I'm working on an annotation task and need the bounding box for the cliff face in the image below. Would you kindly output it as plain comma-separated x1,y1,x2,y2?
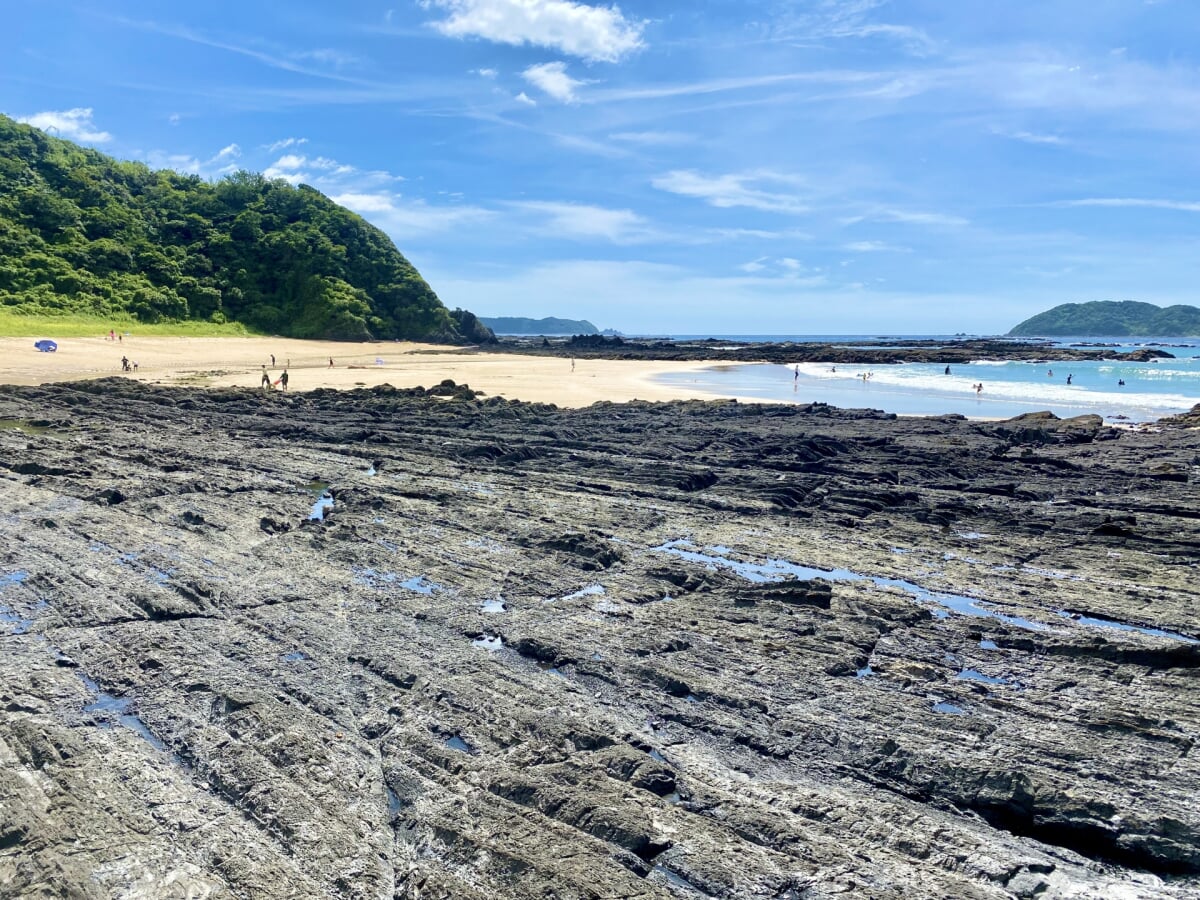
0,115,485,342
1,380,1198,897
1009,300,1200,337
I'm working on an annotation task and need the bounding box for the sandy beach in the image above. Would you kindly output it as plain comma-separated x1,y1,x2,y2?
0,335,746,407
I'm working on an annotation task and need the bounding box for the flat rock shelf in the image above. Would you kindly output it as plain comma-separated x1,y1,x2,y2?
0,378,1198,899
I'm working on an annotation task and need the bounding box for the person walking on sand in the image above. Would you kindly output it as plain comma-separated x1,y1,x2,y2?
280,369,289,391
261,365,271,389
271,354,276,367
329,357,334,368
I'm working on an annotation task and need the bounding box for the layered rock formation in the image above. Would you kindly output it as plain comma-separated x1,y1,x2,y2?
0,380,1197,899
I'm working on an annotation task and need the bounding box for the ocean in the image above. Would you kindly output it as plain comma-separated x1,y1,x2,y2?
651,336,1200,422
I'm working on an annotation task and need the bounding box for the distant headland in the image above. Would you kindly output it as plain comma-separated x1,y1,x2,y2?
1009,301,1200,337
480,316,599,335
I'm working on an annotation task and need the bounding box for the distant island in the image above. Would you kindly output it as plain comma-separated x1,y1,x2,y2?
1009,301,1200,337
480,316,599,335
0,115,492,343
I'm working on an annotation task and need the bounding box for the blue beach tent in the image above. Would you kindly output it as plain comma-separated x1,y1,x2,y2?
34,340,57,352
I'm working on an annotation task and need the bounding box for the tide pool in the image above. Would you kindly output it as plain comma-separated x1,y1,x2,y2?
657,352,1199,422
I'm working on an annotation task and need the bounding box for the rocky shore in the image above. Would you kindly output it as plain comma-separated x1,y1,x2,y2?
1,379,1198,899
481,335,1176,365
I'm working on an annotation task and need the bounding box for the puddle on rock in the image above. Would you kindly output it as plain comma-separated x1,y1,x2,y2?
1,570,29,588
1055,610,1198,645
932,701,967,716
309,493,334,521
472,635,504,652
855,666,875,678
979,640,1000,651
481,598,507,613
648,748,668,763
283,651,307,662
551,584,605,603
79,675,169,752
445,735,473,754
956,668,1010,686
652,541,1047,631
400,576,440,595
0,419,68,438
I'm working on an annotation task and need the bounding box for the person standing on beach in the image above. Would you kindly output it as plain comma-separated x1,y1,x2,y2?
571,358,575,372
271,354,276,367
261,365,271,389
280,369,289,391
794,365,799,381
329,357,334,368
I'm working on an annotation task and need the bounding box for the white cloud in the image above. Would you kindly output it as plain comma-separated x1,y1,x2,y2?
522,61,586,102
515,91,537,105
423,0,644,63
293,48,360,68
213,143,241,161
332,191,495,237
843,240,909,252
17,108,112,143
739,257,769,273
652,170,810,214
265,137,308,153
168,113,181,126
609,130,694,145
472,67,498,78
992,127,1066,146
512,200,654,242
1057,198,1200,212
264,167,306,185
845,208,969,227
273,154,308,170
332,192,396,213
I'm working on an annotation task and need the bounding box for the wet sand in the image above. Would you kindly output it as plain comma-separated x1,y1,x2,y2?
0,335,750,408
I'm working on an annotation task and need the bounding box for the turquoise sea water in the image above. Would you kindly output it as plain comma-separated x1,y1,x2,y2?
653,337,1200,422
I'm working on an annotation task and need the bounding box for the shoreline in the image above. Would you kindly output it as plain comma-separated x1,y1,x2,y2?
0,335,1182,426
0,335,766,409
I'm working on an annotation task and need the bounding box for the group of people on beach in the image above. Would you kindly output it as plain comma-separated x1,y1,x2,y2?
261,363,289,391
120,356,137,372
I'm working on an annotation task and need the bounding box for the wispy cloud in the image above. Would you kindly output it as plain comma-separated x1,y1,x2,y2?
522,61,586,103
1057,198,1200,212
17,108,112,143
609,130,695,145
264,136,309,153
991,127,1066,146
332,192,495,237
104,16,378,86
512,200,658,242
845,208,969,227
653,170,809,214
421,0,644,63
843,240,909,252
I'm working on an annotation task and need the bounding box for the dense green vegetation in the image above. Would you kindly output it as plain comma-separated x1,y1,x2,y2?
480,316,599,335
1009,301,1200,337
0,115,493,342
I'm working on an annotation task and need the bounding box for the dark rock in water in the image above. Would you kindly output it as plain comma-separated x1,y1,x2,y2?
0,378,1198,897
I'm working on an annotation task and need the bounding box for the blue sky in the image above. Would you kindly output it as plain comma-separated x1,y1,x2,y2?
5,0,1200,334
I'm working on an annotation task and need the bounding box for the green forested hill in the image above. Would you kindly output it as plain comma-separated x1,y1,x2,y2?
1009,301,1200,337
0,115,492,342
